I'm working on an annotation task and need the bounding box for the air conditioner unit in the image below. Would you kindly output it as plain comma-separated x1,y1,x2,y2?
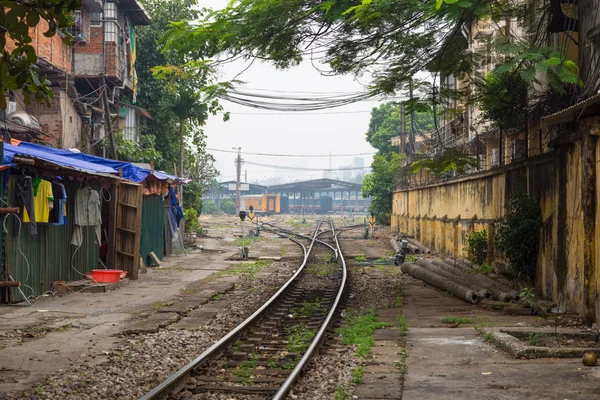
7,111,40,130
491,148,499,167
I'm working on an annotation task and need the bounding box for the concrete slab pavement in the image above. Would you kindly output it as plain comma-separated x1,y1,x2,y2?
402,283,600,400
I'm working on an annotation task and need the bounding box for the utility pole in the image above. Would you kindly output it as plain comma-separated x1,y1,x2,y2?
235,147,242,214
400,102,406,155
409,78,416,156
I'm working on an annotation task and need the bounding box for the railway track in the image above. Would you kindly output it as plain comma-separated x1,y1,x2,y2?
142,219,347,399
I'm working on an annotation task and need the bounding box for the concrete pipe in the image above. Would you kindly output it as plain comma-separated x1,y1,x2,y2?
430,260,494,300
416,259,490,300
401,262,479,304
406,239,431,254
441,259,519,302
433,260,513,302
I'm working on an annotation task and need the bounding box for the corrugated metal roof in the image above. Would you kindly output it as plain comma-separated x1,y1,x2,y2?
541,92,600,128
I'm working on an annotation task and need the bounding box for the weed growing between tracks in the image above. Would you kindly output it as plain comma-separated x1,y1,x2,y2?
339,307,389,357
306,255,338,277
214,259,274,281
287,325,317,353
290,298,323,318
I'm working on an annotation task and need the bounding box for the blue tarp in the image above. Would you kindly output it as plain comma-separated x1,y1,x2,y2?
9,142,184,183
4,143,117,174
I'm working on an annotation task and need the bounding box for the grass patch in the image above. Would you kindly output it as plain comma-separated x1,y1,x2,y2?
335,385,351,400
441,316,472,325
286,325,316,353
306,261,337,277
290,298,322,318
153,301,168,311
406,255,418,263
474,318,494,342
351,366,365,384
230,340,242,353
396,295,403,308
353,252,367,261
56,323,72,332
231,353,259,385
398,315,408,335
215,260,273,281
339,307,389,357
467,263,494,274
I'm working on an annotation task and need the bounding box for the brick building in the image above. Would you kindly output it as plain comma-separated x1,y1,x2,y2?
2,0,151,155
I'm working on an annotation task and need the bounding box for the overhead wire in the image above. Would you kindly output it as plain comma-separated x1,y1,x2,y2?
207,148,376,157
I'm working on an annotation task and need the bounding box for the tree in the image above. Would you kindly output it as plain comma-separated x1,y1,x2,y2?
202,199,218,214
136,0,223,216
160,0,580,97
1,0,82,109
220,198,236,215
362,153,405,225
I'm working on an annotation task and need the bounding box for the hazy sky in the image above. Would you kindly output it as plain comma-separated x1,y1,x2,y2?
200,0,389,184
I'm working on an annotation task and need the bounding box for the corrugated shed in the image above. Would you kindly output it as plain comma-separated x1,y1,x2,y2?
140,194,164,265
5,178,101,301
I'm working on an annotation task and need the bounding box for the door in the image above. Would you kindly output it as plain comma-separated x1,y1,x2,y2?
109,181,143,280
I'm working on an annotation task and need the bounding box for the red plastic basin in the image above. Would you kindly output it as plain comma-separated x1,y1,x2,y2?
90,269,125,283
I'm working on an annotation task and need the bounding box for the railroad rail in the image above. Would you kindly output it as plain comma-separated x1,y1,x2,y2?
141,219,347,399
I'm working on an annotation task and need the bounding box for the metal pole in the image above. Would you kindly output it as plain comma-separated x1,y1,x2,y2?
241,220,245,258
235,147,242,215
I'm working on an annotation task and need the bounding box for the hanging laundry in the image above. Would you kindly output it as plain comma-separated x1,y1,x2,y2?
14,175,37,236
168,186,183,227
23,178,54,224
71,186,101,246
49,182,67,225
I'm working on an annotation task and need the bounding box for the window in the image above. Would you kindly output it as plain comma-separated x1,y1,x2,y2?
90,12,102,26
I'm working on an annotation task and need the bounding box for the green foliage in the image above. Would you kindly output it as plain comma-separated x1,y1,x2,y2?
409,152,477,176
183,208,199,233
520,287,548,318
183,182,204,216
290,299,322,318
464,230,488,266
467,263,494,274
286,325,316,354
136,0,219,188
495,192,542,280
362,153,405,225
335,386,351,400
220,198,236,215
478,71,528,131
398,315,408,335
111,133,164,165
367,102,435,155
202,199,218,214
351,366,365,384
442,316,472,325
0,0,82,109
339,307,389,358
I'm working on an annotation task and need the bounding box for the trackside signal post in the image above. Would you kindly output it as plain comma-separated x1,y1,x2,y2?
248,205,259,236
239,210,247,259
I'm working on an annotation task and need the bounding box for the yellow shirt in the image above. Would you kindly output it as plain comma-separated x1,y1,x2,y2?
23,180,54,223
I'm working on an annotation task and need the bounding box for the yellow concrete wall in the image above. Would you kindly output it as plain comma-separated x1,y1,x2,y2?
393,145,599,322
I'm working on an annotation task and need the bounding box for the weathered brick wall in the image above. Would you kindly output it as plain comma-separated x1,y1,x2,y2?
74,26,104,55
5,19,72,73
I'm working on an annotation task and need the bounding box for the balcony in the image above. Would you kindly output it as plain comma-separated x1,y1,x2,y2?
429,112,469,155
